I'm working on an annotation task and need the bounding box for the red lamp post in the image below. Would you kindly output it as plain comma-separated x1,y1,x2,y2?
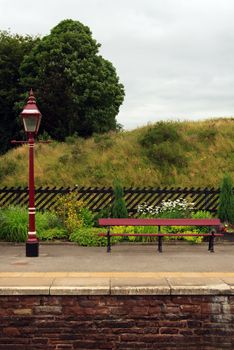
20,89,42,257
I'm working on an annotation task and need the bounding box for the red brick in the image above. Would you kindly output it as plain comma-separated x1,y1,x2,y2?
2,327,21,336
160,327,179,334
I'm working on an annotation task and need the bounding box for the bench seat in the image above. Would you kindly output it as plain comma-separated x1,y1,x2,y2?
98,218,223,253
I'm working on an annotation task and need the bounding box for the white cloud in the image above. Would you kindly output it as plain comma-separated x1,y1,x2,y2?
1,0,234,129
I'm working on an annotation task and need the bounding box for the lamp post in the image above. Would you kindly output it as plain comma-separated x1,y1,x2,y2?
20,89,42,257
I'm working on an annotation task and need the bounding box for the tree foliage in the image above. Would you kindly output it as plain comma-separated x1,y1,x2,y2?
0,20,125,154
19,19,125,140
218,174,234,224
112,179,128,218
0,31,38,153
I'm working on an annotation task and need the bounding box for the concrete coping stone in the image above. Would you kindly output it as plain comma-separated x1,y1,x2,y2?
0,273,234,295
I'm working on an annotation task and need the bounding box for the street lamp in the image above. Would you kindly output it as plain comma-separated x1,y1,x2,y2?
21,89,42,257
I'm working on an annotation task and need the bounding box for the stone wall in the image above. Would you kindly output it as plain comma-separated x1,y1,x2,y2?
0,295,233,349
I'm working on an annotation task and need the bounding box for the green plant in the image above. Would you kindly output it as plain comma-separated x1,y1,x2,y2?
0,206,62,242
37,228,68,240
93,206,112,227
140,122,180,147
0,206,27,242
55,192,94,233
70,227,122,246
111,180,128,218
218,174,234,224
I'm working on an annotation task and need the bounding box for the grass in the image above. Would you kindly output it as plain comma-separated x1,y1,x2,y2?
0,118,234,188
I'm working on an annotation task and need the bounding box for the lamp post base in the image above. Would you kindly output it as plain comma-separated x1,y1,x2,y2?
26,241,39,257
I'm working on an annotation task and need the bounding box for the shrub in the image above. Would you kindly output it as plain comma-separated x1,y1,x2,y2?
37,228,68,241
55,192,94,233
93,206,112,227
218,174,234,224
140,122,180,147
70,227,122,246
139,122,187,169
111,180,128,218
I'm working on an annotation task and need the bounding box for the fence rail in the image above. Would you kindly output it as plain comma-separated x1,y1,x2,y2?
0,186,223,215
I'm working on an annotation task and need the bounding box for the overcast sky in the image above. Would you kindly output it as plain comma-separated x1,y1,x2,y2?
1,0,234,129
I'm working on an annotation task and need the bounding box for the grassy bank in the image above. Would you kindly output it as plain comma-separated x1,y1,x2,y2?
0,118,233,188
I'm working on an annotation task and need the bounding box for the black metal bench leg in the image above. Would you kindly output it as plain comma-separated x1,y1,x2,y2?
158,236,162,253
208,236,212,251
158,226,162,252
209,230,215,253
107,227,111,253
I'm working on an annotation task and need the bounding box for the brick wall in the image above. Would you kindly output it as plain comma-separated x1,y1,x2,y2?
0,295,233,349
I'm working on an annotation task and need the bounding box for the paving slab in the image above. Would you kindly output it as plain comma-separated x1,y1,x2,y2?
50,277,110,295
167,277,232,295
110,277,170,295
0,277,53,295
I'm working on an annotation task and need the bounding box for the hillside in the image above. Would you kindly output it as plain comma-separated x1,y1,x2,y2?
0,118,234,188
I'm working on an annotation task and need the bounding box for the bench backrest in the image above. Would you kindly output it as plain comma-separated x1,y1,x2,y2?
99,218,221,227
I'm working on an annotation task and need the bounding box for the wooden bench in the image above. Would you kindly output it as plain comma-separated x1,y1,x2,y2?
98,218,223,253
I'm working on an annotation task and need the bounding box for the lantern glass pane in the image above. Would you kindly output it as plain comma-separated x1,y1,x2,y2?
23,116,38,132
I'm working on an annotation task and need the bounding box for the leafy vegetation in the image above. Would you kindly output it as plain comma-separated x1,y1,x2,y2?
0,30,38,154
0,20,124,154
111,179,128,218
0,207,63,242
218,174,234,224
55,191,94,233
19,19,124,140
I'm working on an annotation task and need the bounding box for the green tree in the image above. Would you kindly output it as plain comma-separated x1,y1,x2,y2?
112,180,128,218
218,174,234,224
20,19,125,140
0,31,38,153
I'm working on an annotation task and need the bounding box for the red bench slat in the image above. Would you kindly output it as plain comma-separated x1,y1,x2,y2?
98,233,223,237
98,218,221,226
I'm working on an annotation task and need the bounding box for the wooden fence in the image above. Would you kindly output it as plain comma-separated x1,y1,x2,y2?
0,186,222,215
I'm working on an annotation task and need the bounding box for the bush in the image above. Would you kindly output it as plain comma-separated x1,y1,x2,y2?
37,228,68,241
139,122,187,169
55,192,94,233
93,206,112,227
70,227,122,246
218,174,234,224
111,180,128,218
140,122,180,147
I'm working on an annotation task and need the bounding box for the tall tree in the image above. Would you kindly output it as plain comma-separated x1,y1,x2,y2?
0,31,38,153
20,19,125,140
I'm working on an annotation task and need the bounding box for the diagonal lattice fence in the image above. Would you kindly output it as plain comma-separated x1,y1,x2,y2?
0,186,222,215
